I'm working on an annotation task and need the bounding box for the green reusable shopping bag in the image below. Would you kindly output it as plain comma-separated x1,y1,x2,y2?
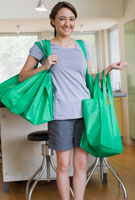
77,40,123,157
81,70,123,157
0,39,53,125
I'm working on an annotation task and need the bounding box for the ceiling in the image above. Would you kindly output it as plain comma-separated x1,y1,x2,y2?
0,0,124,33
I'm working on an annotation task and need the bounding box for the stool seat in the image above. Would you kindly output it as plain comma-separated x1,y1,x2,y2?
27,130,49,141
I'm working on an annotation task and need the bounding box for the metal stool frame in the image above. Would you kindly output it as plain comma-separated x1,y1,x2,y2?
26,139,127,199
86,157,128,199
26,141,74,200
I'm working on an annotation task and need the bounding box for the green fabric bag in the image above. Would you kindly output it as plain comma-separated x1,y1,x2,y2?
0,39,53,125
81,70,123,157
77,40,123,157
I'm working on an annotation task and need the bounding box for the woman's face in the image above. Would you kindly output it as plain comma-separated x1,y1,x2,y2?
51,7,76,37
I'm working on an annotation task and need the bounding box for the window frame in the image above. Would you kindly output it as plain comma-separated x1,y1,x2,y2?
0,32,41,83
108,26,121,91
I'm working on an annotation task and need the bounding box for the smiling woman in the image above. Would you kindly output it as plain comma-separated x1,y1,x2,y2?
51,9,76,39
16,1,128,200
49,1,77,38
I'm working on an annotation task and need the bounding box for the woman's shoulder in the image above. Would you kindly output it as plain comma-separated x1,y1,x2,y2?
31,39,49,52
75,39,90,60
75,39,89,51
29,40,45,60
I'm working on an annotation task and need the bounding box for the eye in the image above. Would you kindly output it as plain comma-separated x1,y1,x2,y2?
70,18,75,21
60,18,65,21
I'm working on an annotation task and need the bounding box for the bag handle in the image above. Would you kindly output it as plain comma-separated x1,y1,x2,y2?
34,39,51,70
35,39,51,59
76,40,94,98
93,72,103,99
102,70,114,105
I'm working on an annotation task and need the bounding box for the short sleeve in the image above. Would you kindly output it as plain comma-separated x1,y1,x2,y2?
82,40,91,61
29,42,45,64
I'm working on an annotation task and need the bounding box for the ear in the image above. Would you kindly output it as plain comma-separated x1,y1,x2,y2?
50,19,55,26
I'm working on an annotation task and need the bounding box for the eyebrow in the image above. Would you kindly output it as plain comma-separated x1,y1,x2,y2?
59,16,75,18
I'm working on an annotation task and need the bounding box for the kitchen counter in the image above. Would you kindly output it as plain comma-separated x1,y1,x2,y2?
112,92,126,97
0,92,126,108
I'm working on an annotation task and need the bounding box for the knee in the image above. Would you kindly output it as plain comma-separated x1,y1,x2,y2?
73,160,87,172
57,160,70,173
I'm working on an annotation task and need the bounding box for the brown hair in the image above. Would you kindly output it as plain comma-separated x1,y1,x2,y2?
49,1,78,36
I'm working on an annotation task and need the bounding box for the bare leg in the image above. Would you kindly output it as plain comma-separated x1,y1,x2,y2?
73,147,88,200
56,150,72,200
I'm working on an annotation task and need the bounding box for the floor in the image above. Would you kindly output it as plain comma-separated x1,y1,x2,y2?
0,144,135,200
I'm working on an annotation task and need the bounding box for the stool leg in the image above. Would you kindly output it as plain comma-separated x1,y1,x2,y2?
46,156,51,180
50,157,57,172
26,162,44,195
100,158,104,180
104,158,128,199
86,158,100,185
87,158,100,176
26,156,46,200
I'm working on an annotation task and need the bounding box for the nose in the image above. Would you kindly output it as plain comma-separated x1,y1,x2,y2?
65,19,70,27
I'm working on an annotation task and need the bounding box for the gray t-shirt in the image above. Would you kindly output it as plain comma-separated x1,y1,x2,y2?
29,40,90,120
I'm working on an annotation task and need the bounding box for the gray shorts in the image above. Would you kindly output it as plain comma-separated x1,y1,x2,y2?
48,118,84,151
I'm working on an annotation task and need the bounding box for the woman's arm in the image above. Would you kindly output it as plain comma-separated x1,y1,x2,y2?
87,60,128,79
19,56,46,82
19,55,58,82
104,61,128,76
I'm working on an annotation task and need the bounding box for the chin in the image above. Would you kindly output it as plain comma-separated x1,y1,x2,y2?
61,31,73,37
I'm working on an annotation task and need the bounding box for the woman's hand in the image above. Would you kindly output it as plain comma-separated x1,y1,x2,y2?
42,55,58,70
110,61,128,70
102,61,128,79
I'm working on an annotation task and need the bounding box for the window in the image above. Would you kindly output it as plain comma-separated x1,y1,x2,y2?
109,28,121,91
71,32,99,72
0,34,40,83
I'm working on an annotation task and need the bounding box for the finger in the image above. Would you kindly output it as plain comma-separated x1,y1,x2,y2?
49,57,57,62
116,62,121,65
50,55,57,58
50,56,58,61
123,61,128,66
51,60,57,64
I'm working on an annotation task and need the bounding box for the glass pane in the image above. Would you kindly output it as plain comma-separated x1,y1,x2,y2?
109,28,121,91
0,34,39,83
71,33,98,72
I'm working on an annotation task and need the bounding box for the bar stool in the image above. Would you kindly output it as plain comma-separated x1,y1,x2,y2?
86,157,128,199
26,130,57,200
26,130,74,200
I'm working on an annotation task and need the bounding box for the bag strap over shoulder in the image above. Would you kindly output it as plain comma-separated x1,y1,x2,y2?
76,40,94,98
76,40,87,60
33,39,51,69
35,39,51,57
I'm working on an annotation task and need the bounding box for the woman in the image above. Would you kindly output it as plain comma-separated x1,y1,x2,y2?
19,2,127,200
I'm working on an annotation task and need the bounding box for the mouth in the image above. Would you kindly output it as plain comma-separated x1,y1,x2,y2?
62,27,72,32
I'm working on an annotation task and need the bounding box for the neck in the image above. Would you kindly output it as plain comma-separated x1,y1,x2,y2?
54,35,72,44
50,34,75,48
